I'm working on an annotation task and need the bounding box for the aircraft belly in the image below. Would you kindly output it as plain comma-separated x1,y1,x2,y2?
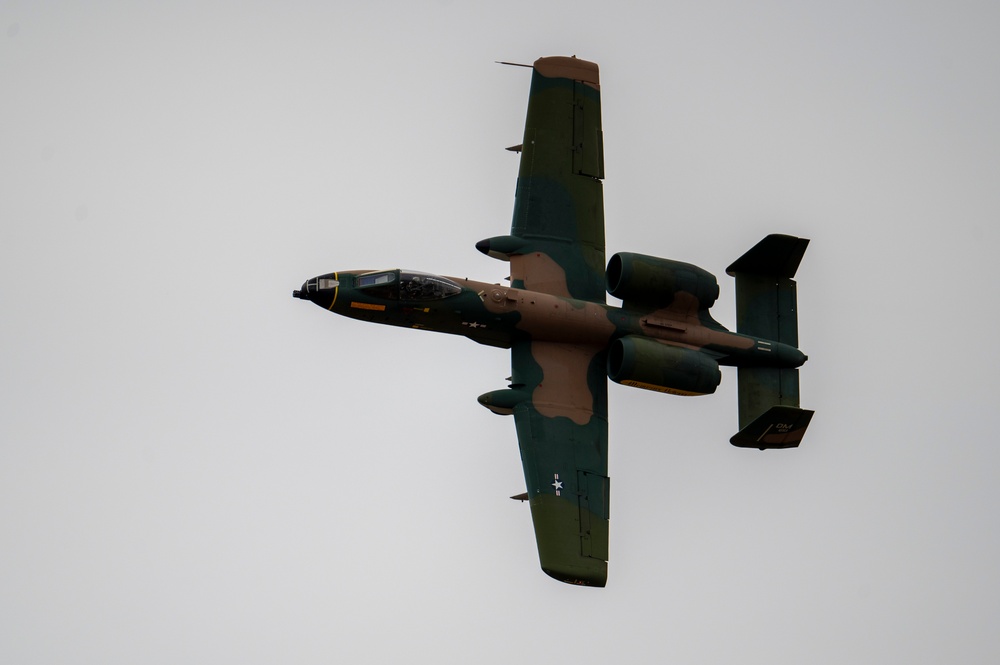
476,284,616,345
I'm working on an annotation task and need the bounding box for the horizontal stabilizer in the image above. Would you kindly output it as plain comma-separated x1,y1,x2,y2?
730,405,814,450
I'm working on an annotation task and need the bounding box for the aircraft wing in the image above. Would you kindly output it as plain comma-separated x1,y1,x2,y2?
498,57,611,586
511,339,610,586
506,56,606,302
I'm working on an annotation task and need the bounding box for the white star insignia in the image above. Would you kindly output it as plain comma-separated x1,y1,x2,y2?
551,473,563,495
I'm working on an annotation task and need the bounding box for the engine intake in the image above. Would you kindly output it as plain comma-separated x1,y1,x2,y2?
608,336,721,396
606,252,719,309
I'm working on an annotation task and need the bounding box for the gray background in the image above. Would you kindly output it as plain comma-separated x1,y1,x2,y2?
3,1,999,662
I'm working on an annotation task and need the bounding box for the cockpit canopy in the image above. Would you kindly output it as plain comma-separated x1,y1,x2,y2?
356,270,462,301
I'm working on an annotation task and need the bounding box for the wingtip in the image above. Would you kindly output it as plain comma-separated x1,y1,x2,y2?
533,56,600,87
542,565,607,588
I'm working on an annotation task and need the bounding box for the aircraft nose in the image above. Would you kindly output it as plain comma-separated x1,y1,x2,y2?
292,275,339,308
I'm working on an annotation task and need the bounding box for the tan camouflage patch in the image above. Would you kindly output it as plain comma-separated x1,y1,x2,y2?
642,294,756,351
534,56,600,91
530,342,601,425
510,252,573,298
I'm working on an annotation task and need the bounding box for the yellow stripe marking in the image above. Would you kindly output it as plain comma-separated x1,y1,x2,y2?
622,380,705,396
328,272,338,310
351,301,385,311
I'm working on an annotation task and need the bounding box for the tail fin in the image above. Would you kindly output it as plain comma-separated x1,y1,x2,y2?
727,235,812,447
730,405,814,449
726,234,808,344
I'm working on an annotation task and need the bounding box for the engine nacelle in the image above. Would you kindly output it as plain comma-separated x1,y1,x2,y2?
606,252,719,309
608,336,721,396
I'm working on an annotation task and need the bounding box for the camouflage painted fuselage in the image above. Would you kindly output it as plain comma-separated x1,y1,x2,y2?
301,270,804,368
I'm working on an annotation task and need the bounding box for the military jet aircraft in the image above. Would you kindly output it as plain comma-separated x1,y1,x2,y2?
293,56,813,587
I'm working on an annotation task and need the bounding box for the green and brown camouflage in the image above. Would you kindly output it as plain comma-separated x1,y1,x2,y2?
293,56,813,587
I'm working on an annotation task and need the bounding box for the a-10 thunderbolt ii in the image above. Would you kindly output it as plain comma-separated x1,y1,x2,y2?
293,56,813,587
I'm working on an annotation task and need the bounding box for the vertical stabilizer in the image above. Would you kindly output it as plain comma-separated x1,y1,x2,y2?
726,234,808,344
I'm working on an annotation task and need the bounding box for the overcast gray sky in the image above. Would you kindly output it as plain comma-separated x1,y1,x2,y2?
4,1,1000,662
